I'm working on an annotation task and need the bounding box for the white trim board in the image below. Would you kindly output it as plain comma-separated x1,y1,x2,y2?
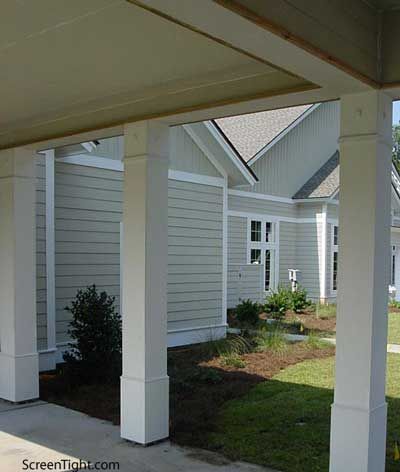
228,188,339,205
228,210,315,224
38,325,228,371
168,170,225,187
56,154,124,171
229,189,293,204
45,150,56,366
203,121,257,186
247,104,321,166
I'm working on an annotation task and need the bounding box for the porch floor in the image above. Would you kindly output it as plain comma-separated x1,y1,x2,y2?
0,400,276,472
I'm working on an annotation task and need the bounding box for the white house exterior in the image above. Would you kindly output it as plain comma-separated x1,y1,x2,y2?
36,100,400,372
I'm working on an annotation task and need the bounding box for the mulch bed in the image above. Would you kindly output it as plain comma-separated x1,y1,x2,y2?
40,342,334,450
283,310,336,336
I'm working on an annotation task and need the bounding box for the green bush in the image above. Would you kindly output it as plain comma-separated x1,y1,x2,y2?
63,285,122,384
235,299,261,326
389,299,400,310
264,287,291,320
290,286,310,313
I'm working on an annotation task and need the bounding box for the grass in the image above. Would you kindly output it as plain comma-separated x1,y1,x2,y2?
255,325,288,354
388,311,400,344
208,354,400,472
315,303,337,319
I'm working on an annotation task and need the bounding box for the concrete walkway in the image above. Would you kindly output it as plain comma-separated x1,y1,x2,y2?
0,401,276,472
285,333,400,354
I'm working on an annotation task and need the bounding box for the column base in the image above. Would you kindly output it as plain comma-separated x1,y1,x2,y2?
330,401,387,472
120,375,169,445
0,352,39,402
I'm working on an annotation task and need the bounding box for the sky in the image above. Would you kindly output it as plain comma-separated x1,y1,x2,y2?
394,101,400,125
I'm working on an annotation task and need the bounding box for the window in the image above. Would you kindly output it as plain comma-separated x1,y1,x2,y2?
251,220,261,242
250,248,262,264
331,225,339,292
333,225,338,246
248,219,277,292
332,251,338,291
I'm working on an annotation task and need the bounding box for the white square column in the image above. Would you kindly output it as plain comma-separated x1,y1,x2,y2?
0,148,39,402
329,91,392,472
120,121,169,445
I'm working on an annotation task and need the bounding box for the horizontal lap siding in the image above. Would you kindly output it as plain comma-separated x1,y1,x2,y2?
229,194,295,218
54,162,123,344
227,215,263,307
296,222,321,299
168,179,223,330
279,222,297,286
36,155,47,350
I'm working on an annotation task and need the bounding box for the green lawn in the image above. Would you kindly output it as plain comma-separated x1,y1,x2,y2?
388,312,400,344
208,354,400,472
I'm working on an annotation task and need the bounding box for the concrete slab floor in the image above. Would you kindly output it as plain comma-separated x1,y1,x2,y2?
0,401,277,472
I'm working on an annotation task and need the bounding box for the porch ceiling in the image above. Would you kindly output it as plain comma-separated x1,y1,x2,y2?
0,0,313,150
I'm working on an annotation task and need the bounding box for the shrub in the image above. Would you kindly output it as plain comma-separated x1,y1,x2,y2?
264,287,291,320
235,299,261,327
221,354,246,368
389,299,400,310
201,334,251,358
289,286,310,313
255,325,288,354
63,285,122,384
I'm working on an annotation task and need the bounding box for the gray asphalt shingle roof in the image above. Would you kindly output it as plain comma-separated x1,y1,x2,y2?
293,151,339,199
215,105,311,162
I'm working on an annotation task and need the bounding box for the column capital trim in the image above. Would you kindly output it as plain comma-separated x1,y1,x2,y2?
338,133,392,150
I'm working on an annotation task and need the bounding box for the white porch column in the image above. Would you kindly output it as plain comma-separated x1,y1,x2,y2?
0,147,39,402
330,91,392,472
120,121,169,445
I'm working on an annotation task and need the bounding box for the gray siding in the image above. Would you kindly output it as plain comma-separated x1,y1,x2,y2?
170,127,221,177
296,222,321,299
54,162,123,344
327,203,339,221
249,101,340,198
279,222,297,286
227,215,268,308
228,194,296,218
36,155,47,351
168,179,223,330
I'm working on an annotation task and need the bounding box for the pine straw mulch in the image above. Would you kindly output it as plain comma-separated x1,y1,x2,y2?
40,341,334,450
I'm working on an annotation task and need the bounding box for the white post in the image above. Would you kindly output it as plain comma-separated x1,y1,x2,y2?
45,149,56,370
329,91,392,472
0,147,39,402
120,121,169,445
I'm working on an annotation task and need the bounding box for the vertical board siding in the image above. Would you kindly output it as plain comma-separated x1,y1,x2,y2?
36,155,47,350
170,127,221,177
168,179,223,330
249,101,340,198
54,162,123,344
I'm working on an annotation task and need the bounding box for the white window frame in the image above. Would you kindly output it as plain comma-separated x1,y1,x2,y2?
331,224,339,295
247,217,279,293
